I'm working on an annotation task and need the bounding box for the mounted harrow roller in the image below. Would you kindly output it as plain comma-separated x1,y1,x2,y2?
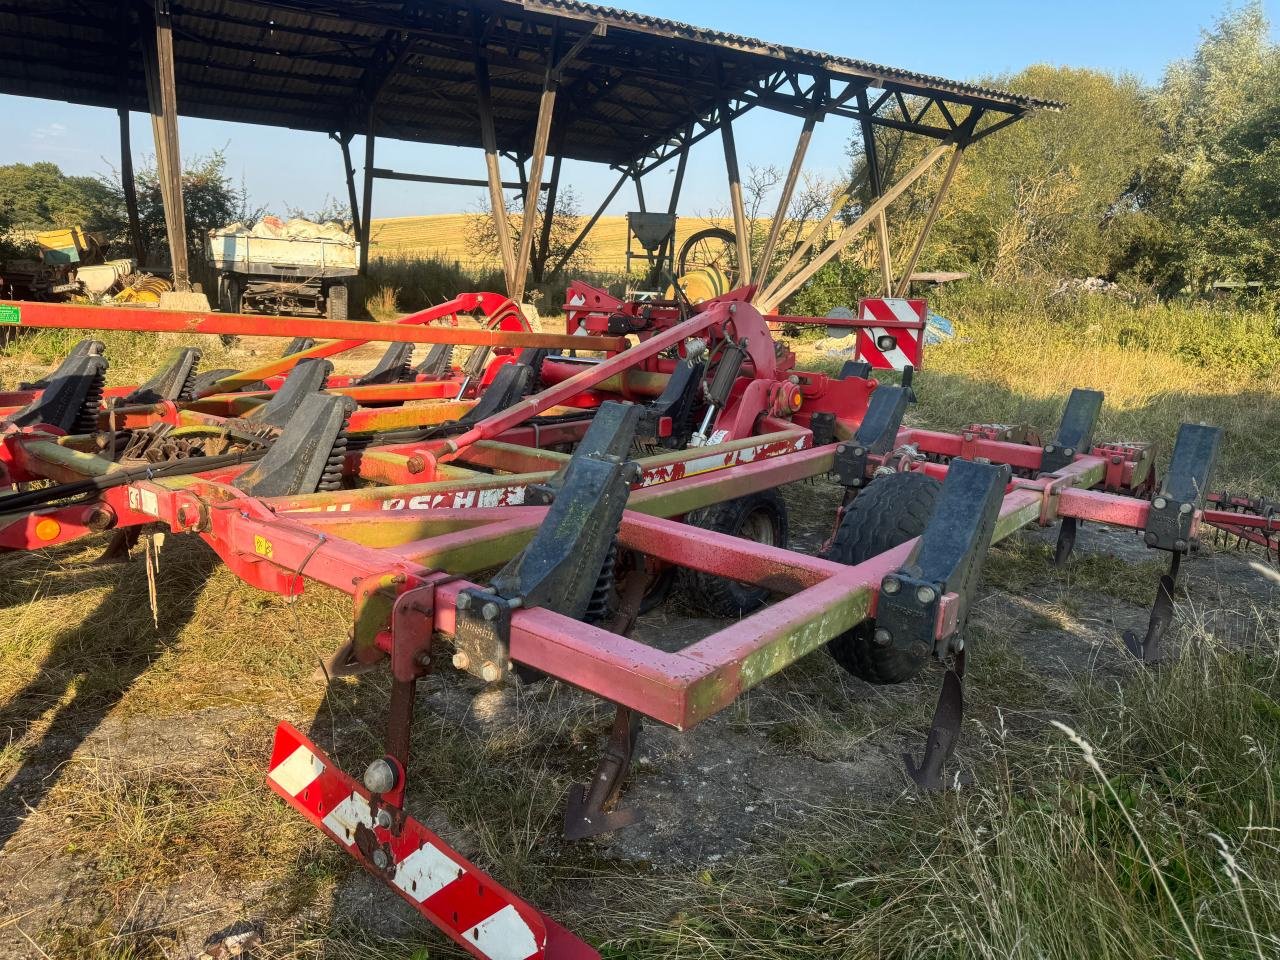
0,286,1275,960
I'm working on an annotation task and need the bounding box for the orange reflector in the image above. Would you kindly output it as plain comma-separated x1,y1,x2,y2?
34,518,61,541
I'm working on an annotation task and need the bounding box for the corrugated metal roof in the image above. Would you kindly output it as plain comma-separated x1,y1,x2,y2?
0,0,1059,169
520,0,1062,112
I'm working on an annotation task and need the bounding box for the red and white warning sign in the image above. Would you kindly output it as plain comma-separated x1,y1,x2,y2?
267,722,597,960
855,298,926,371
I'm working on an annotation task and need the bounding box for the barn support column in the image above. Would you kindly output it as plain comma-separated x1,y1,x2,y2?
719,103,752,287
532,151,563,283
332,131,363,241
475,47,518,295
117,106,146,266
141,0,189,289
359,113,376,273
752,111,817,299
857,90,894,295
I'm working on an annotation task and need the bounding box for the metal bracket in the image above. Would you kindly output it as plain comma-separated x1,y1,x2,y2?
234,393,355,497
452,588,516,682
247,358,333,427
1040,388,1103,474
837,359,872,381
458,361,535,424
638,356,705,448
833,384,911,488
8,344,108,433
1143,422,1222,553
124,347,202,404
414,342,455,378
355,342,414,385
876,458,1011,659
809,411,836,447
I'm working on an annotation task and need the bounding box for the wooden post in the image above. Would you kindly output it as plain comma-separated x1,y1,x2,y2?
759,143,950,313
719,104,752,287
857,90,894,295
117,106,146,266
359,112,376,273
335,131,363,241
142,1,189,289
753,112,815,298
512,38,560,303
894,143,965,297
475,47,517,295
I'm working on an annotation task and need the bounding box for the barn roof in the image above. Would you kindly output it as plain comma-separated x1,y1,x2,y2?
0,0,1060,168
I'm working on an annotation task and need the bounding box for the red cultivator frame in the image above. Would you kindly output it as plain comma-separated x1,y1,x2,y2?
2,288,1277,959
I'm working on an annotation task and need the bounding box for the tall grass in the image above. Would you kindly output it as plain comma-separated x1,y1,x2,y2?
605,639,1280,960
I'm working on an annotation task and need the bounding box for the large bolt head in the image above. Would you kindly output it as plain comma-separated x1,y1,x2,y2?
882,576,901,595
915,584,937,605
1153,497,1168,510
372,849,389,870
1174,539,1188,552
1179,502,1193,514
481,601,501,621
362,757,398,795
911,640,931,659
456,592,472,611
873,627,893,646
375,808,393,829
452,652,471,671
481,662,502,683
1144,531,1159,546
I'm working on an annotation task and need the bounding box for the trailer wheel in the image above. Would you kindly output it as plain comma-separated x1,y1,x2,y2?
326,284,349,321
825,471,941,684
679,489,788,617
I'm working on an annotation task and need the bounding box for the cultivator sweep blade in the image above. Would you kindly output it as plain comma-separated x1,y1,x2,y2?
267,724,598,960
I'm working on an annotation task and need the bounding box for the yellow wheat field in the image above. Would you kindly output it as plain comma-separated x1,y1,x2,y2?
369,213,733,271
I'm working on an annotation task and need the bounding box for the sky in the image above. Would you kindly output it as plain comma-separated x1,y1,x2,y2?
3,0,1276,223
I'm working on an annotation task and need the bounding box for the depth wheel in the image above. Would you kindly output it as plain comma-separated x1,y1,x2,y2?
679,489,788,617
825,471,941,684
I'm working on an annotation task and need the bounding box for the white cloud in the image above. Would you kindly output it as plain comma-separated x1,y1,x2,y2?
31,122,68,142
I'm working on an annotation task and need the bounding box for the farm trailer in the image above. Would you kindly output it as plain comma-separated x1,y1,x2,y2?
1,289,1277,960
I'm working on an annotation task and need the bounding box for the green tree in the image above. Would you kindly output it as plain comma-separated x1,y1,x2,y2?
108,149,260,264
850,66,1157,283
0,161,117,233
1118,3,1280,292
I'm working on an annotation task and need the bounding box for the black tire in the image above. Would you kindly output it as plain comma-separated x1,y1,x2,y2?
825,471,941,684
679,489,788,617
326,284,349,321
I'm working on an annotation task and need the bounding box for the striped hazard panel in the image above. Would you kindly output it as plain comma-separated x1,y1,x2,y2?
856,298,926,371
267,723,598,960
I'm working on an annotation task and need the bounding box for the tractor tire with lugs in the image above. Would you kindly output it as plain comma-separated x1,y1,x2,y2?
825,470,941,684
679,489,788,617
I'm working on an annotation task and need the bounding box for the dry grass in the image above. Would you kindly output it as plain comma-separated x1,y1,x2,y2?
369,214,731,272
